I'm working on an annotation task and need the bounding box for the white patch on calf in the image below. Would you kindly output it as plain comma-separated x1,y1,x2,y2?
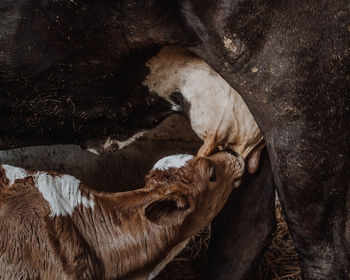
2,164,28,186
2,163,94,217
152,154,193,170
34,173,95,217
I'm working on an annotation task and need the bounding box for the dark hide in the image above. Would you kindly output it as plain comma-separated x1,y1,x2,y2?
208,148,276,280
181,0,350,279
1,1,349,279
0,0,195,149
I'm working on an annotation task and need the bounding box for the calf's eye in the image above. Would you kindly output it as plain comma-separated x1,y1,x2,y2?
209,166,216,182
234,177,242,183
233,176,242,187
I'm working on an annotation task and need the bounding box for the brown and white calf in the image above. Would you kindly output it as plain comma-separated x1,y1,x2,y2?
0,151,244,280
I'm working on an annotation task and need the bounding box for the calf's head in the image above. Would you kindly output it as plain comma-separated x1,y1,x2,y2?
144,150,245,238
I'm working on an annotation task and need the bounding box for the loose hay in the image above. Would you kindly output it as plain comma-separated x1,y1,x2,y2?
156,204,301,280
155,227,210,280
247,204,302,280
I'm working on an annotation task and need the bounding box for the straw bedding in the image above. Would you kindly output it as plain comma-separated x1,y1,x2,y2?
155,204,301,280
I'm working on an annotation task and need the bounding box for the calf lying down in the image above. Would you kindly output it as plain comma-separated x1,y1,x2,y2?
0,151,244,280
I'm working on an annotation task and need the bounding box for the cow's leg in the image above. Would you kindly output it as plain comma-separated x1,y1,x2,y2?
266,130,350,280
180,0,350,277
207,148,276,280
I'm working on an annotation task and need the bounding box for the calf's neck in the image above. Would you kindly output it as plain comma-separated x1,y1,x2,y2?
0,151,244,280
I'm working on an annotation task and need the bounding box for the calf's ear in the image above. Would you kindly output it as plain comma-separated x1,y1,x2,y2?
145,193,191,226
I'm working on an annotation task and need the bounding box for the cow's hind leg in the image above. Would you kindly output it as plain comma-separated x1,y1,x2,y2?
207,149,276,280
268,132,350,280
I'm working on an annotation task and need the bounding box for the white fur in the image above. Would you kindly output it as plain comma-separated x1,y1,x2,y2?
86,131,147,155
33,172,94,217
223,36,238,54
143,46,263,158
2,164,28,186
152,154,193,170
115,130,146,150
87,148,100,155
1,164,94,217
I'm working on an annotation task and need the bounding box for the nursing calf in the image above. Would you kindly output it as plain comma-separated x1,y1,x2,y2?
0,151,244,280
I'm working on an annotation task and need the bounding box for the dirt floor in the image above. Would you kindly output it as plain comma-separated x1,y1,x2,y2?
156,204,302,280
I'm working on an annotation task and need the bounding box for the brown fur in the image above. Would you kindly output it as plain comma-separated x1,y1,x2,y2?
0,151,244,280
0,166,9,188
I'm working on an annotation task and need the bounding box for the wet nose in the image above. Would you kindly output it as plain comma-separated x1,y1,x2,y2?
224,148,239,157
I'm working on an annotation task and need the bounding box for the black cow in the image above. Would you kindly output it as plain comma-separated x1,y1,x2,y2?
181,1,350,279
1,1,349,279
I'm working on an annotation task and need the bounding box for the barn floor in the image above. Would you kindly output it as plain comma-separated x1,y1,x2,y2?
156,203,302,280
